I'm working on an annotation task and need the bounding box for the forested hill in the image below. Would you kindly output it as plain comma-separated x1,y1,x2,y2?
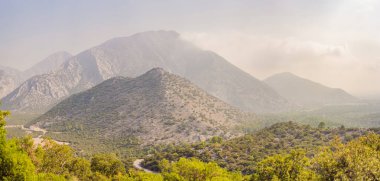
1,109,380,180
143,121,380,174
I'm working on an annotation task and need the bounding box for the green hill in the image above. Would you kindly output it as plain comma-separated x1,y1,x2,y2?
143,121,380,174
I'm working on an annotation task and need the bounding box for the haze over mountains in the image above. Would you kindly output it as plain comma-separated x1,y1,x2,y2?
32,68,249,145
0,52,72,99
22,51,72,79
2,1,380,179
2,30,288,113
0,66,22,98
264,72,358,107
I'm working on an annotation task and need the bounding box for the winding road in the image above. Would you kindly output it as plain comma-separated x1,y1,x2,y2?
5,124,68,145
133,159,157,173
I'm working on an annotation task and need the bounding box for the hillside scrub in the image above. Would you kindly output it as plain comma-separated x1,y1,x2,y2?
1,109,380,180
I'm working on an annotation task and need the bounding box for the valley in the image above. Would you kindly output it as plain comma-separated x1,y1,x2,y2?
0,30,379,180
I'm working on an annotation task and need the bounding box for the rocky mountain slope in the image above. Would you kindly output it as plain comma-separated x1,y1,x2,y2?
0,66,22,98
31,68,250,145
1,50,107,113
22,51,72,78
264,72,358,107
0,52,72,100
1,60,83,113
2,30,288,113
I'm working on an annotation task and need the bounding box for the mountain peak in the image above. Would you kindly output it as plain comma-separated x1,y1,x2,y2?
131,67,176,86
134,30,180,38
22,51,73,78
104,30,180,46
277,72,296,76
32,69,247,145
102,76,131,84
265,72,357,107
34,51,72,66
268,72,298,79
4,30,289,113
143,67,169,77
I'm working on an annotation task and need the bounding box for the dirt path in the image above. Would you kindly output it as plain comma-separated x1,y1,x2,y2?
5,124,47,133
5,124,68,145
29,125,47,134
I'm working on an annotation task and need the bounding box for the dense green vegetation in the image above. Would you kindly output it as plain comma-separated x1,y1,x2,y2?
1,110,245,180
2,108,380,180
257,102,380,129
143,122,380,174
144,131,380,180
8,102,378,161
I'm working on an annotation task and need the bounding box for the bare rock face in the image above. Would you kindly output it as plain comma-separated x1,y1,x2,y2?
264,72,358,107
22,51,73,79
0,67,22,99
32,68,251,145
90,31,289,112
1,60,83,113
0,52,72,100
2,30,289,113
1,52,102,113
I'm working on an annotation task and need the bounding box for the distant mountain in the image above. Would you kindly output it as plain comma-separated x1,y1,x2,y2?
1,60,83,113
22,51,72,78
0,66,22,98
2,30,288,113
31,68,249,145
1,50,114,113
0,52,72,100
264,72,357,107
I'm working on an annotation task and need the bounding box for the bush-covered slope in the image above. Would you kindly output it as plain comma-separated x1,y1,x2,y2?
31,68,255,149
143,121,380,174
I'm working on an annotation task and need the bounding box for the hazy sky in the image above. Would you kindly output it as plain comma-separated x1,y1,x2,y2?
1,0,379,97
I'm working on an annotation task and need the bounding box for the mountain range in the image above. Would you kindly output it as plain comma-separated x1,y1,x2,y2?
264,72,358,107
31,68,251,145
0,52,72,99
2,31,288,113
22,51,72,79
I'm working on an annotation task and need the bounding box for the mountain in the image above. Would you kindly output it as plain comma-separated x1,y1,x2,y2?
31,68,249,145
1,51,105,113
0,66,22,98
22,51,72,78
2,30,288,113
0,52,72,100
1,59,87,113
264,72,357,107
